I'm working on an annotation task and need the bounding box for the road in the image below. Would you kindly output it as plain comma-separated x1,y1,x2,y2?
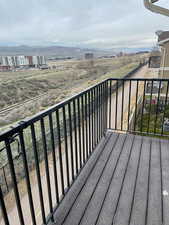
0,65,151,225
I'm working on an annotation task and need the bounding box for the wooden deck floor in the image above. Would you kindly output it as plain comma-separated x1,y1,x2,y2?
53,132,169,225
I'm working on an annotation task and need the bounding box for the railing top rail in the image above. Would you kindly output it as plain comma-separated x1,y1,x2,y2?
0,78,109,142
108,78,169,81
1,76,169,141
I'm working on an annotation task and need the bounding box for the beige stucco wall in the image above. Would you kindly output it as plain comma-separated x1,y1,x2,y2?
159,42,169,78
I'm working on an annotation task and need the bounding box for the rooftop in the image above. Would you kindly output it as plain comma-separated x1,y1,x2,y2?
157,31,169,45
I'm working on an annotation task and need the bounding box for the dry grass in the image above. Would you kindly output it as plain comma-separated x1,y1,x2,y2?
0,54,147,129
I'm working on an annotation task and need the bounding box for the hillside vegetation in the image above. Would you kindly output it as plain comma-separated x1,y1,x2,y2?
0,54,146,128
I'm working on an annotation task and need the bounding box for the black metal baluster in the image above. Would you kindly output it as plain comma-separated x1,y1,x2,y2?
102,83,105,133
128,80,131,131
147,81,153,134
134,81,139,132
105,81,109,131
31,124,46,224
3,167,9,193
154,81,161,134
19,131,37,225
115,80,118,130
73,100,78,174
140,81,146,133
94,87,97,147
88,91,92,155
56,110,65,196
109,80,112,129
121,80,124,131
0,185,10,225
96,86,99,144
100,83,104,136
5,138,25,225
40,118,54,222
97,85,100,140
103,83,106,132
162,81,169,135
99,84,103,138
91,89,94,150
98,85,101,140
48,114,59,204
77,98,82,168
85,93,89,159
100,85,103,138
62,106,70,187
68,102,74,181
81,96,86,163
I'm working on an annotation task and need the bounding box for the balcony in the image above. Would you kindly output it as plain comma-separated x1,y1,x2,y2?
0,76,169,225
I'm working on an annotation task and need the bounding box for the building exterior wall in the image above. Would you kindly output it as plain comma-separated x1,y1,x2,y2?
32,56,38,67
149,56,161,68
159,42,169,78
7,56,13,67
0,55,46,69
0,65,10,71
84,53,94,60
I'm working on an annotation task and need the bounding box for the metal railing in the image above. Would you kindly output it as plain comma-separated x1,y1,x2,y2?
1,76,169,225
0,63,145,196
0,79,109,225
108,78,169,138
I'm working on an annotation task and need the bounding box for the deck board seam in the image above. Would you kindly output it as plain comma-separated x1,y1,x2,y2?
111,135,136,225
145,138,152,225
59,132,118,225
159,139,164,225
76,132,124,225
128,136,143,225
93,133,129,225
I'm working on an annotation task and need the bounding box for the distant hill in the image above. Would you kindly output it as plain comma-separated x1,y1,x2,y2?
0,45,116,59
0,45,151,59
111,47,152,53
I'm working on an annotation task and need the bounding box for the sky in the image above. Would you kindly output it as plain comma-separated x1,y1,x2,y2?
0,0,169,49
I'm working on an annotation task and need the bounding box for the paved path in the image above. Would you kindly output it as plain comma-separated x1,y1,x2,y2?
109,65,150,130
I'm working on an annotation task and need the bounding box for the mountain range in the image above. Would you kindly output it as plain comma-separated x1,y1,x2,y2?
0,45,151,58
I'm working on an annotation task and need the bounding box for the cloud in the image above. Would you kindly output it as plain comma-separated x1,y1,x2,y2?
0,0,169,48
